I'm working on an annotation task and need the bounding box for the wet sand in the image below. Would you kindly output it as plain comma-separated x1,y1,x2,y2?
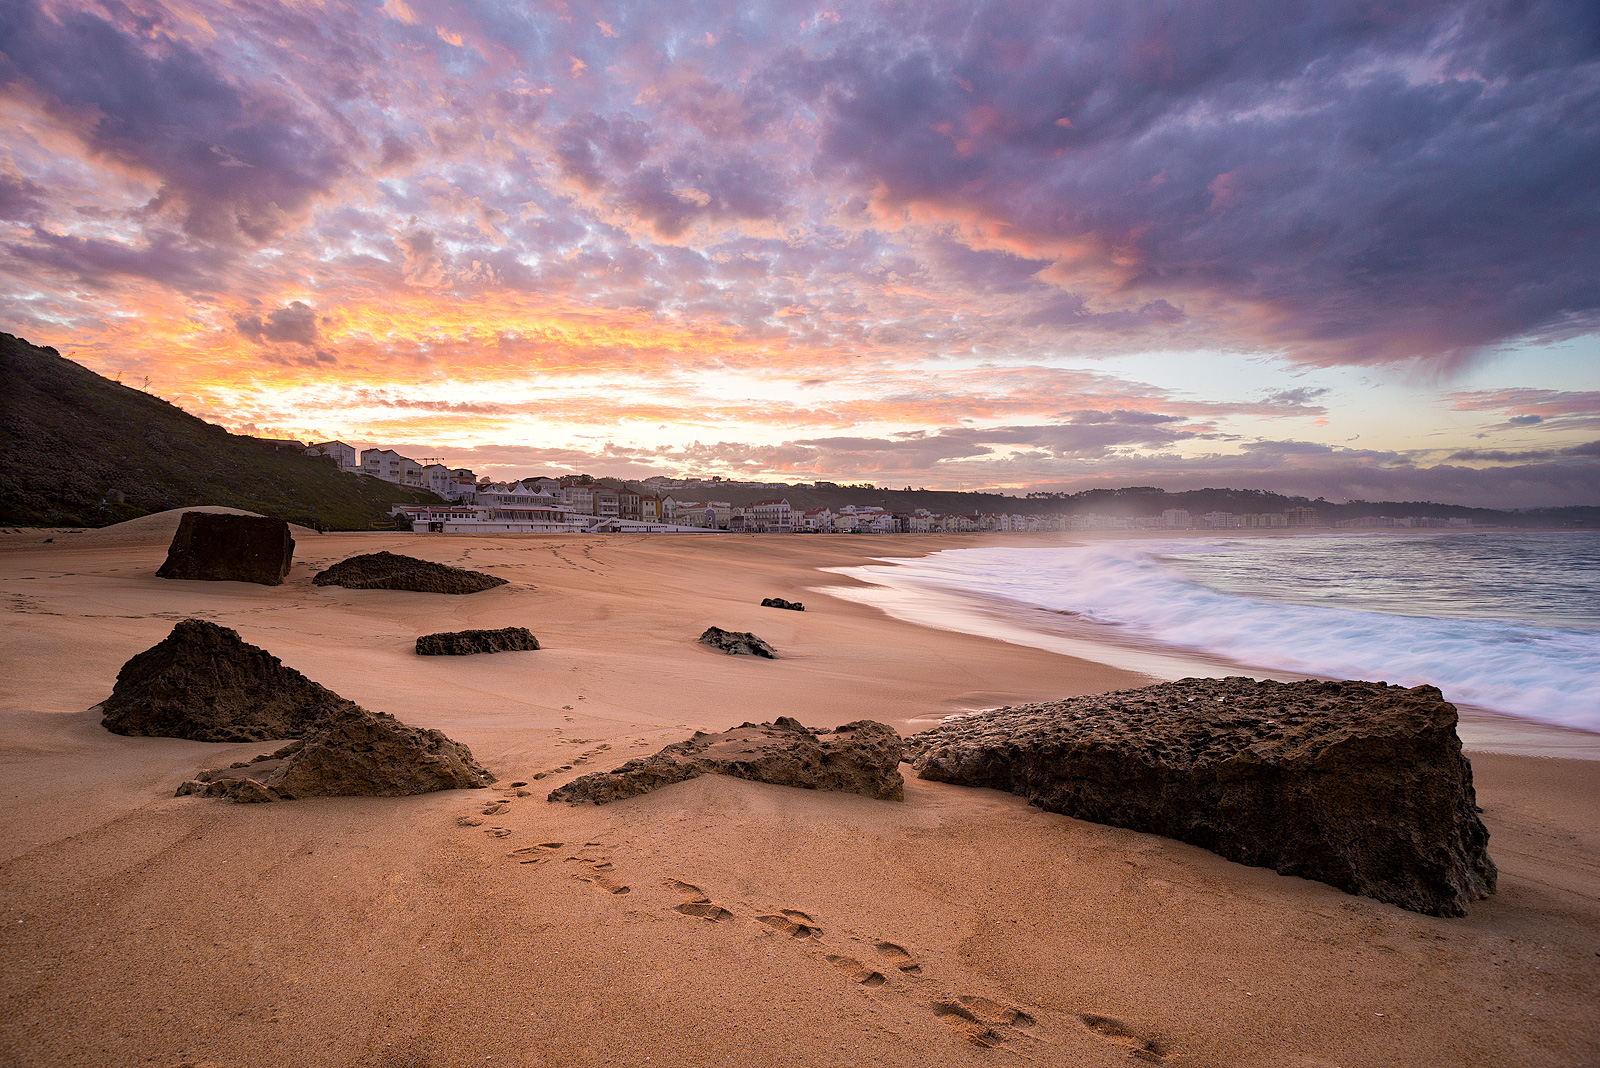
0,512,1596,1067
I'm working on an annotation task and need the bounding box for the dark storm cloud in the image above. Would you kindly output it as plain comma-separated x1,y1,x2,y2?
799,0,1600,365
0,1,348,244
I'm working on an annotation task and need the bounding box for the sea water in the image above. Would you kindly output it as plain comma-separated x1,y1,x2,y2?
835,532,1600,733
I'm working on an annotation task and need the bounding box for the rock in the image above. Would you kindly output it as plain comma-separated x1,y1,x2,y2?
760,597,805,611
415,627,540,656
549,717,904,805
909,677,1496,917
175,705,494,802
155,511,294,586
312,551,507,594
699,625,777,658
100,619,352,742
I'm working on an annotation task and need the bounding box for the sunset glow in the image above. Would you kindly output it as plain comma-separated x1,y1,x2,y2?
3,0,1597,503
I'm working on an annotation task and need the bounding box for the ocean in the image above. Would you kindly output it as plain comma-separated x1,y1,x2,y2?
826,531,1600,737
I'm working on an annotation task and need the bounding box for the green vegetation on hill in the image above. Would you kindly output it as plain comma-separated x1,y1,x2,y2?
0,333,441,529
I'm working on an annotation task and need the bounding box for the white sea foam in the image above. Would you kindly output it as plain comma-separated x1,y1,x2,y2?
837,536,1600,733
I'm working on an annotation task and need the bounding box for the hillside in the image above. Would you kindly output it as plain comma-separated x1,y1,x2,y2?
0,333,440,529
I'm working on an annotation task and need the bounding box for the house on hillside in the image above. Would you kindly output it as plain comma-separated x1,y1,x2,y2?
305,440,359,470
361,448,424,486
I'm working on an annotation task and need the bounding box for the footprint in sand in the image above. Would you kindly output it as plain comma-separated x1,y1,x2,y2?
456,816,485,827
484,828,511,838
931,996,1037,1049
1077,1014,1167,1064
826,954,887,987
667,880,734,922
756,910,822,939
874,941,923,976
481,803,507,815
567,853,630,894
509,842,565,865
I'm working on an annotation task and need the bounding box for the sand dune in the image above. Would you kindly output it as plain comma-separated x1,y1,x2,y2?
0,515,1596,1067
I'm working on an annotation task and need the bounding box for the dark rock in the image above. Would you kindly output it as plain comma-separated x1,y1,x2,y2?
910,677,1496,917
99,619,351,742
312,551,506,594
550,717,904,805
415,627,540,655
760,597,805,611
699,625,777,658
155,511,294,586
175,705,494,802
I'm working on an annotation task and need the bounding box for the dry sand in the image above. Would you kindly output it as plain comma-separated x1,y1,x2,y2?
0,513,1596,1067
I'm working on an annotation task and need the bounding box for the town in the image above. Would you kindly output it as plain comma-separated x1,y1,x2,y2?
306,441,1477,535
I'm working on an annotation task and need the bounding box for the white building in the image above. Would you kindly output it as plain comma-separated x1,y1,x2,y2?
423,464,477,501
305,440,359,471
1161,509,1192,529
748,498,793,533
361,448,425,487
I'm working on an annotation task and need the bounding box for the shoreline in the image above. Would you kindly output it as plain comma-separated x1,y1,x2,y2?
814,535,1600,760
1,518,1597,1067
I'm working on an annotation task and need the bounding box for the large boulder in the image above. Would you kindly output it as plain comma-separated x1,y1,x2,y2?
549,717,905,805
155,511,294,586
910,677,1496,917
416,627,539,656
312,551,506,594
100,619,352,742
699,625,777,657
176,705,494,802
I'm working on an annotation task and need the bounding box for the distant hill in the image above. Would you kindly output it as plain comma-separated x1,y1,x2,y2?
556,475,1596,528
0,333,440,529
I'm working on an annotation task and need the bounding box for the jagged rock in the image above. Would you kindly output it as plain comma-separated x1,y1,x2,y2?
312,551,507,594
699,625,777,657
415,627,540,656
99,619,352,742
175,705,494,802
760,597,805,611
549,717,904,805
910,677,1496,917
155,511,294,586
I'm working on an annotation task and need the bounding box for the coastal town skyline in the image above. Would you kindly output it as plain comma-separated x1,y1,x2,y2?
3,0,1597,507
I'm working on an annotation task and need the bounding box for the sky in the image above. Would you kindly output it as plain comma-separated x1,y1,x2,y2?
2,0,1598,506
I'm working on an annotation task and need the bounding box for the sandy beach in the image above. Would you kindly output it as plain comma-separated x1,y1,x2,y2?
1,514,1596,1068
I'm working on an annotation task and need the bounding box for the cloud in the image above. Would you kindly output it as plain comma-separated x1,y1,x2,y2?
0,2,348,245
1446,388,1600,432
799,0,1600,365
236,301,320,346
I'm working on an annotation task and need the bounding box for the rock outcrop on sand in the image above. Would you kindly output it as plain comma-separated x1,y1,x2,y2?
155,511,294,586
549,717,904,804
910,677,1496,917
415,627,540,656
100,619,350,742
760,597,805,611
312,551,507,594
698,625,777,657
176,705,494,802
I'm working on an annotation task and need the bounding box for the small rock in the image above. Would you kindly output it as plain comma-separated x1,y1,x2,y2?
699,625,777,658
415,627,539,656
549,717,905,805
760,597,805,611
313,551,506,594
175,705,495,803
